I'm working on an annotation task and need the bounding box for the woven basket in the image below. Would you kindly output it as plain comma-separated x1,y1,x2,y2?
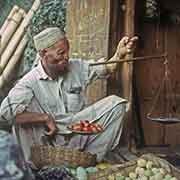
88,153,180,179
30,144,97,168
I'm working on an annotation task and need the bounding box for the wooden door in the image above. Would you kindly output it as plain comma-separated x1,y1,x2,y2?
135,16,180,145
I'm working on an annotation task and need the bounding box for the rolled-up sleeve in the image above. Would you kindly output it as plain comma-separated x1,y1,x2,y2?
79,57,108,86
0,82,34,127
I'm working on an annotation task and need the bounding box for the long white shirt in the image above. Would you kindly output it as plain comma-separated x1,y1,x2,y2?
0,58,127,162
0,58,107,123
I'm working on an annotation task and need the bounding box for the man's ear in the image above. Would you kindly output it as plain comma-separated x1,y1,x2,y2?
39,49,47,58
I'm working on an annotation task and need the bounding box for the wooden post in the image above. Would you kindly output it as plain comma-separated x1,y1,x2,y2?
121,0,136,151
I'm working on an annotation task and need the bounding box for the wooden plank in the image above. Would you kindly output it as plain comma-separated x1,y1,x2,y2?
163,21,180,146
66,0,110,104
135,22,166,145
122,0,136,99
135,0,180,146
121,0,136,146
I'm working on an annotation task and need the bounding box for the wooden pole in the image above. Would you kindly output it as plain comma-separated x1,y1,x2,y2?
122,0,136,100
1,8,25,54
0,5,19,35
0,0,41,74
0,36,1,60
0,35,28,89
122,0,136,151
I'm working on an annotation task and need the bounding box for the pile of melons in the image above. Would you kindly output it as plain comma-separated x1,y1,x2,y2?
108,158,178,180
65,158,178,180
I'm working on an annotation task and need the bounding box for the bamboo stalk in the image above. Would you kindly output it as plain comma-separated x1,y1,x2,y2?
0,0,41,74
0,35,28,89
0,35,1,58
89,54,166,66
0,5,19,35
1,8,26,54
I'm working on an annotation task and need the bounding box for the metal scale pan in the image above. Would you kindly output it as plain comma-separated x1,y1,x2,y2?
147,115,180,124
147,56,180,125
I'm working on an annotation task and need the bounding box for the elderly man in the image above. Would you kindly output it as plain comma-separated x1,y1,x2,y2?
0,27,137,162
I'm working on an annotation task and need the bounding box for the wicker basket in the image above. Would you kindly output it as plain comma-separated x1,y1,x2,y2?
88,153,180,180
30,144,97,168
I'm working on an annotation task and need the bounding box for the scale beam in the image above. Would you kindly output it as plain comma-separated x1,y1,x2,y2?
90,54,167,66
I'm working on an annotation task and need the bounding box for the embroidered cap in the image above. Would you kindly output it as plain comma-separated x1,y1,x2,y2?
33,27,65,51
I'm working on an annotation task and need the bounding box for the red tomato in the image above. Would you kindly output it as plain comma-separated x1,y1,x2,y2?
90,124,96,128
84,121,90,127
80,121,84,127
95,124,103,132
80,120,90,127
82,126,92,132
91,126,98,133
89,124,97,131
72,124,83,131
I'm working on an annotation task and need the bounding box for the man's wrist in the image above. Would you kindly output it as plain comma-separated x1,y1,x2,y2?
42,114,50,123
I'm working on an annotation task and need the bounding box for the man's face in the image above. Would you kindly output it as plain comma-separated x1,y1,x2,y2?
41,38,70,78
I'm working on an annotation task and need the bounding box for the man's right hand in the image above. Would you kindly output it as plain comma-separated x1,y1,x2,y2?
116,36,138,58
44,114,58,136
16,112,58,136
